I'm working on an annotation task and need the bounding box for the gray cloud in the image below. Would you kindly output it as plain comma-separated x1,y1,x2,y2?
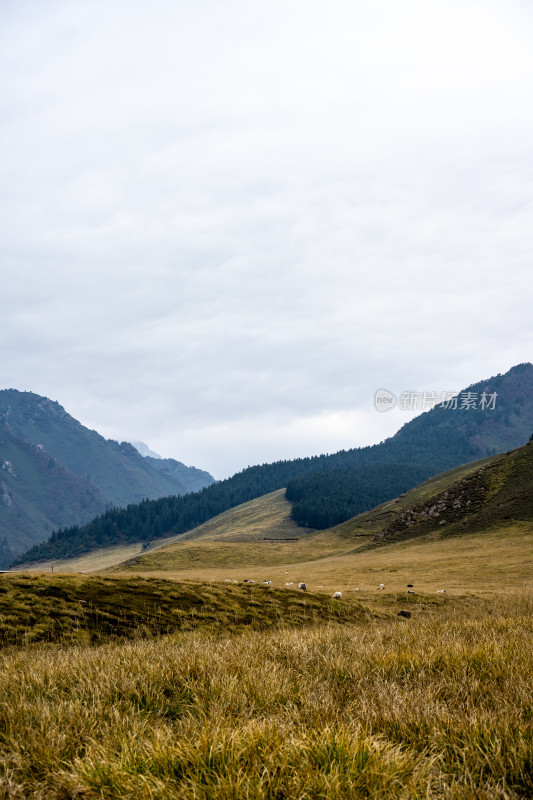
1,0,533,477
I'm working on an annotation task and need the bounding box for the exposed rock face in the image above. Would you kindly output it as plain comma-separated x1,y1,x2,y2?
374,469,489,543
1,482,13,507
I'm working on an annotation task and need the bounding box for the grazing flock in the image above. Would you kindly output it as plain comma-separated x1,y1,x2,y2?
222,579,448,598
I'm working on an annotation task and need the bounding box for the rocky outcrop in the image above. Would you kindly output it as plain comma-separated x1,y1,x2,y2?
374,469,490,543
2,461,17,477
0,482,13,507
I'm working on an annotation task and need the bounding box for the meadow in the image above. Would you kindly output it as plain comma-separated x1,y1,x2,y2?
0,589,531,799
5,451,533,798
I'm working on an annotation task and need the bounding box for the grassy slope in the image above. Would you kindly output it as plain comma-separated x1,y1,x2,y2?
101,459,492,577
19,490,309,573
0,573,378,648
108,521,533,596
11,453,501,574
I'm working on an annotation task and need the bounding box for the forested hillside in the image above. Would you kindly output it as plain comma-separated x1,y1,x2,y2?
15,363,533,564
285,463,428,528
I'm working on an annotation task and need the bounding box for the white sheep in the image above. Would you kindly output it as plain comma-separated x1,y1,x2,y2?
333,591,342,599
262,580,272,585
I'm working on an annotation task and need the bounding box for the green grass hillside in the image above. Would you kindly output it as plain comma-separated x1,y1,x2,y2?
17,490,314,573
369,438,533,547
23,444,533,595
0,573,373,648
108,456,496,574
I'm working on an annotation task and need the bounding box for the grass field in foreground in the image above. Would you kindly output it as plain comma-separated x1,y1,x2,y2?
0,592,531,799
0,573,387,648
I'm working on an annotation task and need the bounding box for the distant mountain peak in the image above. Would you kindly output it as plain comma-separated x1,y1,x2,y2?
130,441,163,459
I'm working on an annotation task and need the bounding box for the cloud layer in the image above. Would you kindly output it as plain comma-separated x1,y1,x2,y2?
1,0,532,476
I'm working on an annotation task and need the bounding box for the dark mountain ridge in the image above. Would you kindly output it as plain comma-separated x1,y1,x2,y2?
0,425,107,565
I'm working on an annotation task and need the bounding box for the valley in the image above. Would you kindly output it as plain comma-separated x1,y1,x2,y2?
1,367,532,799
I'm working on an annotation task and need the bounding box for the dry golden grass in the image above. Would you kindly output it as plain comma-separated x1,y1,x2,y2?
109,521,533,599
0,573,377,648
20,542,147,574
0,593,531,798
6,454,533,796
175,489,310,542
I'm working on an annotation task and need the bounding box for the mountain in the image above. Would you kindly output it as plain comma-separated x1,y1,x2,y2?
0,390,215,564
130,441,214,493
0,425,107,566
15,363,533,566
285,362,533,527
103,455,503,577
130,441,162,459
144,457,214,494
112,441,533,597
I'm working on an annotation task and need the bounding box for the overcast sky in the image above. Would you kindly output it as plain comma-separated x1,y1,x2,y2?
1,0,532,478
